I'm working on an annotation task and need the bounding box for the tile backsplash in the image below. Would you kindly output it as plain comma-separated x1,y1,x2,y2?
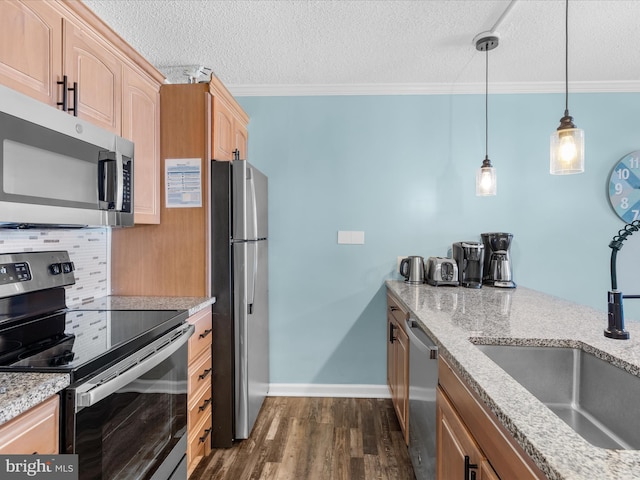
0,228,109,306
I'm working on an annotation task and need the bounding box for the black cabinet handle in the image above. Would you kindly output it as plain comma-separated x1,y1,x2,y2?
198,397,212,412
57,75,68,111
198,368,212,380
389,305,399,312
199,428,212,443
199,328,212,339
464,455,478,480
67,81,78,116
389,322,396,344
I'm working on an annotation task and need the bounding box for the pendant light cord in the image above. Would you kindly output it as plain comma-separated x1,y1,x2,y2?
485,47,489,159
564,0,569,115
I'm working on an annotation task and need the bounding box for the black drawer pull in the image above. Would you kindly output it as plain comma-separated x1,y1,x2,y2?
198,368,212,380
199,428,212,443
199,328,212,339
198,397,212,412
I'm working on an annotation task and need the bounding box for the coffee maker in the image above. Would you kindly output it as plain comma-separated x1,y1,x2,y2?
481,232,516,288
452,242,484,288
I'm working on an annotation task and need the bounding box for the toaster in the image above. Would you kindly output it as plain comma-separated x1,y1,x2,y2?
426,257,459,286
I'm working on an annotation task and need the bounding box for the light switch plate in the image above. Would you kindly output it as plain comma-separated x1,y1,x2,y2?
337,230,365,245
351,231,365,244
337,231,351,244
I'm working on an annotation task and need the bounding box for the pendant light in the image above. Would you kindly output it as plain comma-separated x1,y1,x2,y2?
550,0,584,175
475,33,499,196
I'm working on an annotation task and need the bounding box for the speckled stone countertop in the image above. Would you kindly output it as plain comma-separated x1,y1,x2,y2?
0,373,69,425
68,295,216,316
386,279,640,480
0,296,214,427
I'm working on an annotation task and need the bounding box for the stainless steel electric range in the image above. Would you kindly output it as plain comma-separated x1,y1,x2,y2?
0,251,194,480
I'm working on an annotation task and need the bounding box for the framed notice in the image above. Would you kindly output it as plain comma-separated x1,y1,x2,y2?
165,158,202,208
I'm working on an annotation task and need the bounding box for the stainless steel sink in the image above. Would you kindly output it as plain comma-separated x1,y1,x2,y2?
475,344,640,450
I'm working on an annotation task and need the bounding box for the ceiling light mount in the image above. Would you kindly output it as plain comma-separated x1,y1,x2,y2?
473,32,500,52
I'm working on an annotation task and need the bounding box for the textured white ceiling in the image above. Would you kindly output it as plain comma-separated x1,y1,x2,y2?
83,0,640,95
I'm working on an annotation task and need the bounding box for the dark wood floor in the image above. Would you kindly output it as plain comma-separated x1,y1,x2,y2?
191,396,416,480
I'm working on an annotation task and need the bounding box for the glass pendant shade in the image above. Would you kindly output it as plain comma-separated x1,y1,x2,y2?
476,159,496,196
550,126,584,174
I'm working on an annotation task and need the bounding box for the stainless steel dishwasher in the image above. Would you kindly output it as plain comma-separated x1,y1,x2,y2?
405,317,438,480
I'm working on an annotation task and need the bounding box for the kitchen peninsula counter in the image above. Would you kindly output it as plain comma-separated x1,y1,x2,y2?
386,279,640,480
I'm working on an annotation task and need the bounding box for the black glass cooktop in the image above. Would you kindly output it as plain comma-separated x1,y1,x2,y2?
0,308,189,382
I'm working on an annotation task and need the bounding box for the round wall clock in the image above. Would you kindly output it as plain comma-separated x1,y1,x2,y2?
608,151,640,223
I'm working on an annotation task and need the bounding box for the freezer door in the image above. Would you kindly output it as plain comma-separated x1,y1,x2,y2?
232,161,268,241
233,239,269,439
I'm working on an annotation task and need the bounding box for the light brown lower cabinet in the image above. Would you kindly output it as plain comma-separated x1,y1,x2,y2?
437,356,547,480
0,395,59,454
187,307,213,477
386,292,409,445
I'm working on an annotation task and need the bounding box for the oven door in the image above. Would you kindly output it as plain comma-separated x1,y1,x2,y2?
64,323,193,480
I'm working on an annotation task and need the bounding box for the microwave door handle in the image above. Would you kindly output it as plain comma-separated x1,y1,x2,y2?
98,152,117,209
74,324,194,410
115,152,124,211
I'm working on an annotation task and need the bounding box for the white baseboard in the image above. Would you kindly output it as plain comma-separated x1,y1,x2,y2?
267,383,391,399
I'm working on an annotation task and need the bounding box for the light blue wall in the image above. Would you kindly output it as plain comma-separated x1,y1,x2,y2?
237,92,640,385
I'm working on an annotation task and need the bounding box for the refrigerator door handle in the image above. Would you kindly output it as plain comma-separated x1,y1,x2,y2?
248,242,257,314
247,167,259,239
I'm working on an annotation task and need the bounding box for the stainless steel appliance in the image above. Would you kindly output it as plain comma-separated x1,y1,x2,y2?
406,318,438,480
481,232,516,288
0,84,134,228
452,242,484,289
426,257,459,287
211,157,269,447
400,256,426,284
0,251,192,480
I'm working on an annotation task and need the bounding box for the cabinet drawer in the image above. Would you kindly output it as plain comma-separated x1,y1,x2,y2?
387,293,409,328
187,411,212,476
188,349,212,397
188,307,212,362
0,395,59,454
188,384,212,433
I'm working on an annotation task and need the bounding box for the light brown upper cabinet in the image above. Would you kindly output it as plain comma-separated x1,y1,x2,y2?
63,20,122,133
0,0,63,106
210,75,249,161
122,65,161,224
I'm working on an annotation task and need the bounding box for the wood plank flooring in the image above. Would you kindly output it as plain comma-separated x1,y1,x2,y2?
191,397,416,480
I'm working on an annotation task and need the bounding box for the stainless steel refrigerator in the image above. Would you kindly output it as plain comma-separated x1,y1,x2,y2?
210,158,269,447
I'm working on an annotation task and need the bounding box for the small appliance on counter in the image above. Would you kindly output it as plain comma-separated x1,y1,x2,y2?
400,256,425,284
452,242,484,288
426,257,459,286
481,232,516,288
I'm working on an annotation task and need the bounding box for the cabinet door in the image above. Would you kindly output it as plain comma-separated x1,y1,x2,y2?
395,322,409,444
234,117,248,160
437,387,486,480
0,395,59,454
63,19,121,133
212,96,235,161
0,0,62,106
123,64,160,224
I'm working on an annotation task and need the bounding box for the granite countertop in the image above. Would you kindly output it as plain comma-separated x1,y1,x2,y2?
0,295,215,427
68,295,216,316
0,373,69,425
386,279,640,480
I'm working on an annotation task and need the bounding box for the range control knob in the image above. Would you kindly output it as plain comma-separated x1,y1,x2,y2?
61,262,75,274
49,263,62,275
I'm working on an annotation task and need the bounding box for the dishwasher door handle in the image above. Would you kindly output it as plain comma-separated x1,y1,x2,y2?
405,318,438,359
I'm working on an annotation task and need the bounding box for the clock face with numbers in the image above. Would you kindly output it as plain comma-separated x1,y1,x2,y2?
608,151,640,223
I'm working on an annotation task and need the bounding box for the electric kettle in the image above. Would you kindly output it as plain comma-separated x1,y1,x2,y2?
399,256,426,284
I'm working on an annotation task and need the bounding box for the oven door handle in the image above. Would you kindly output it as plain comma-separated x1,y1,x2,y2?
74,323,194,410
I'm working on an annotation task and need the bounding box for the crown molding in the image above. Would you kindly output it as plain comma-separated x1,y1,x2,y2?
229,80,640,97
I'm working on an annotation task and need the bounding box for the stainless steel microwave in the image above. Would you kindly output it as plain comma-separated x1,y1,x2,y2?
0,84,134,228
